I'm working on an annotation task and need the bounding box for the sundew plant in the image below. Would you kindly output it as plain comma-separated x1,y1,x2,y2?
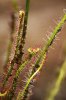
0,0,66,100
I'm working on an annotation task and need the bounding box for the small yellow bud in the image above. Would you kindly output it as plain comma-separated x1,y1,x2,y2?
19,10,25,18
28,48,40,54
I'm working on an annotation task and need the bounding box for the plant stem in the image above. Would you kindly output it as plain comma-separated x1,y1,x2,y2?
20,0,30,59
3,0,30,88
4,12,16,73
17,14,66,100
12,0,18,12
6,48,40,99
17,53,46,100
2,11,25,88
47,59,66,100
6,54,33,99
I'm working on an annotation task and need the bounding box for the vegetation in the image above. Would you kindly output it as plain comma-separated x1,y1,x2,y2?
0,0,66,100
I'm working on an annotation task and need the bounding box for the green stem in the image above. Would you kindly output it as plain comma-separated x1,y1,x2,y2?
2,11,24,88
47,59,66,100
2,0,30,93
6,55,32,99
6,49,39,99
20,0,30,58
17,53,46,100
17,14,66,100
12,0,18,12
6,61,28,100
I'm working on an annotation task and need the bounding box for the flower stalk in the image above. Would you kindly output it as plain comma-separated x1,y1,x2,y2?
2,11,25,88
47,59,66,100
17,14,66,100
